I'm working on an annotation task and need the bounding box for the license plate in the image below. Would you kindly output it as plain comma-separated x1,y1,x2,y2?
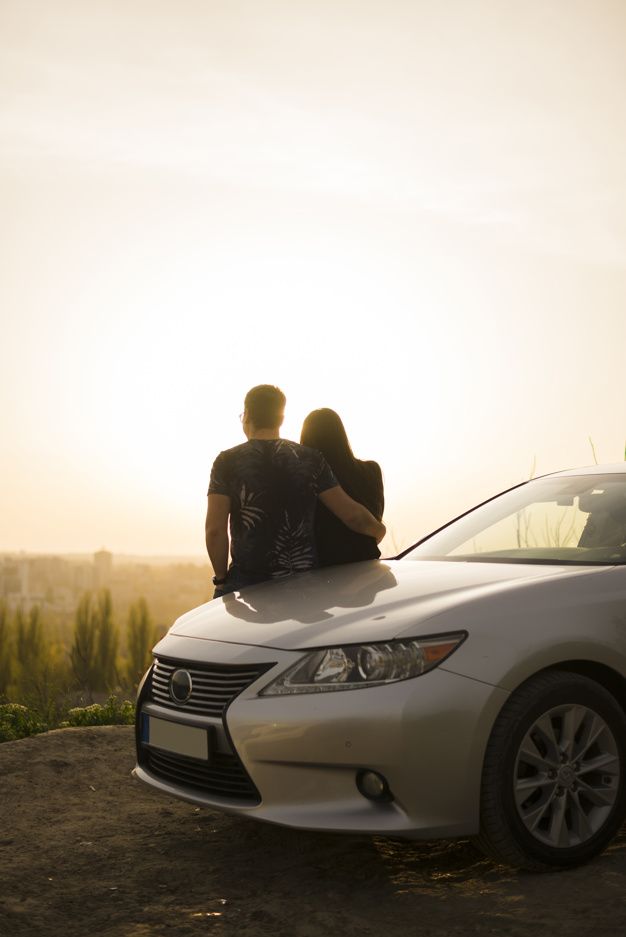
143,714,210,761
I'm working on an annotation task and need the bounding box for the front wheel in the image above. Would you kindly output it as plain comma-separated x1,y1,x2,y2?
475,671,626,870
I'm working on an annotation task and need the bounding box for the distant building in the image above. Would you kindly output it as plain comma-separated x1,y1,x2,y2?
0,558,21,601
74,562,93,593
0,555,33,610
94,549,113,589
18,557,29,601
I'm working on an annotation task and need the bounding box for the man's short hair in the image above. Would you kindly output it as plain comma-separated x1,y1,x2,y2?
244,385,286,429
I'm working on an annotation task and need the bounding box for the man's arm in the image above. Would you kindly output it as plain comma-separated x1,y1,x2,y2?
319,486,386,543
205,493,231,579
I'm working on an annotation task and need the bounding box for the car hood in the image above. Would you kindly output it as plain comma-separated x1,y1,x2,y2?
165,559,600,651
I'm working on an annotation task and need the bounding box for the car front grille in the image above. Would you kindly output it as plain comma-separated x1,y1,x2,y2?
150,657,274,717
146,748,260,802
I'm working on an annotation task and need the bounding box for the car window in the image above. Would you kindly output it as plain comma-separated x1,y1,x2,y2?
404,474,626,566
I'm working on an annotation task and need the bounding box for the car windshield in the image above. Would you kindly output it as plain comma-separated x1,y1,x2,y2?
403,473,626,566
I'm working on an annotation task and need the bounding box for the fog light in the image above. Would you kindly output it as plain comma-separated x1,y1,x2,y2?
356,770,393,802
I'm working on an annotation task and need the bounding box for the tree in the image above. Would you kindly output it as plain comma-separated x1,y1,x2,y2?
126,597,156,688
70,593,98,700
94,589,118,692
0,601,11,697
71,589,119,697
14,605,68,724
15,605,44,675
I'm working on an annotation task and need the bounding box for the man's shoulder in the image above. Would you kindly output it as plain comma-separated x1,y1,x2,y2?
280,439,315,456
213,441,251,461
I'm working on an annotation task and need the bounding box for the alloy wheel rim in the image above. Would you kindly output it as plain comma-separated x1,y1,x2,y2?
513,703,620,848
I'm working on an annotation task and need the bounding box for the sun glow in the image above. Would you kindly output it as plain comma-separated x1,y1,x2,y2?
2,1,625,556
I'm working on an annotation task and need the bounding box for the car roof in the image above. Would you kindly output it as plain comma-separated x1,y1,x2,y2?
547,462,626,478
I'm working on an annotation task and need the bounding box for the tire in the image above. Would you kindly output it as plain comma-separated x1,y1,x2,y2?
474,671,626,871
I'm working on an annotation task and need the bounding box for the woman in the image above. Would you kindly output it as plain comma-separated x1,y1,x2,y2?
300,408,384,567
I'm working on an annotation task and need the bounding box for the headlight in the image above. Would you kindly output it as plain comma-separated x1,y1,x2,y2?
260,632,466,695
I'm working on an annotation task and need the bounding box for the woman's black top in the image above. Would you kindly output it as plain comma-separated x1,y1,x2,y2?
315,459,384,567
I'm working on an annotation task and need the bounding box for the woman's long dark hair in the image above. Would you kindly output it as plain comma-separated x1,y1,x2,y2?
300,408,356,483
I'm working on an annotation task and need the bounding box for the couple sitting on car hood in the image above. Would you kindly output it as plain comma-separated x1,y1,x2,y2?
206,384,386,598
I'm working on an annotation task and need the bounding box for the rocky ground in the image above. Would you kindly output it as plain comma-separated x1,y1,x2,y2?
1,726,625,937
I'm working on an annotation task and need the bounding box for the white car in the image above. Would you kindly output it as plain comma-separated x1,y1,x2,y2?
133,463,626,870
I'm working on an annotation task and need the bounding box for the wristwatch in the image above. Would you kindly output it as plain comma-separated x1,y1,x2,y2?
212,575,227,586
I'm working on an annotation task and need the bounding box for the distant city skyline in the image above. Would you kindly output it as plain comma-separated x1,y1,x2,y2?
0,549,210,630
2,1,625,556
0,550,208,563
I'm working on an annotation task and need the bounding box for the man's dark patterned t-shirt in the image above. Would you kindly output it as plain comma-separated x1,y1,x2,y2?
208,439,338,580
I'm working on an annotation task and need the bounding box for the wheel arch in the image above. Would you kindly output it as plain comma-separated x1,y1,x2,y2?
543,659,626,713
489,660,626,731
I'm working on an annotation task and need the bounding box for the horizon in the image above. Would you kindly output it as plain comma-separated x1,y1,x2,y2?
0,549,208,564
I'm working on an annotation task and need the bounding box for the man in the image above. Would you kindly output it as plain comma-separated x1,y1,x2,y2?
206,384,386,596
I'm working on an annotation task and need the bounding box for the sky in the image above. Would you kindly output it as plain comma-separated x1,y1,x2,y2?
1,0,625,558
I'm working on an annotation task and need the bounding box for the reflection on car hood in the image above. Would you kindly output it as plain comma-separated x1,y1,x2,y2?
166,559,597,650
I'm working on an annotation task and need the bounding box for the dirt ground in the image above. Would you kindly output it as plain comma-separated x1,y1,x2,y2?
1,726,625,937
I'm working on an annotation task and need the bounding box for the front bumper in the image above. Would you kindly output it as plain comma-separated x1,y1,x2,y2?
134,636,508,838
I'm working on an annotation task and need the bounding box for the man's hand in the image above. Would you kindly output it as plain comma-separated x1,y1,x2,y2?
319,486,386,543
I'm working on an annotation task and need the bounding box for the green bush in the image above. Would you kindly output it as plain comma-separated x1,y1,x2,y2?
64,694,134,727
0,695,135,741
0,703,47,742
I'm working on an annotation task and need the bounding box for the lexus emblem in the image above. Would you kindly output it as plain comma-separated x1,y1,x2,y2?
169,669,193,704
